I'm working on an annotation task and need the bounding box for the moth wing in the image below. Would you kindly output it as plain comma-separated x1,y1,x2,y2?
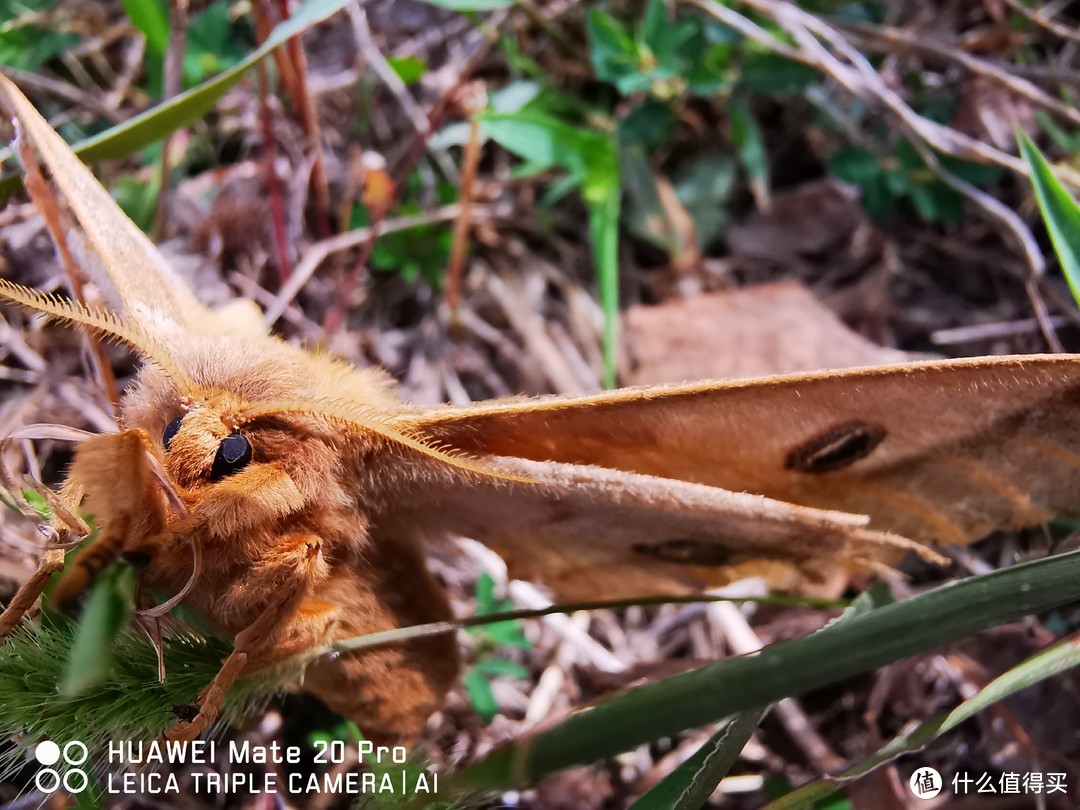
398,457,918,599
0,76,257,341
407,355,1080,556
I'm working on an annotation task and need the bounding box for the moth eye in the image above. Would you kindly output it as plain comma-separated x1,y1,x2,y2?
210,433,252,481
162,417,183,451
785,422,886,474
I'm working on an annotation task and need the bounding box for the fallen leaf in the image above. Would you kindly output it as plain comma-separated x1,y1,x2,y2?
621,280,909,385
725,179,864,258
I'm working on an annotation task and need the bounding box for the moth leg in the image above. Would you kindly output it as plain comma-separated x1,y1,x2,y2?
49,429,168,610
164,535,324,742
48,521,130,611
0,480,90,638
0,546,65,640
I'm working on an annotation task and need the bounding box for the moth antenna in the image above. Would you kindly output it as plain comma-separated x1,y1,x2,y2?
237,397,531,483
0,278,195,396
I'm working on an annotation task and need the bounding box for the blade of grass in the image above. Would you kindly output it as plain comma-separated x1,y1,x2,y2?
449,548,1080,791
586,172,621,388
764,631,1080,809
58,565,133,697
120,0,169,56
329,591,848,655
1017,129,1080,308
479,112,621,386
0,620,263,758
0,0,352,203
630,708,769,810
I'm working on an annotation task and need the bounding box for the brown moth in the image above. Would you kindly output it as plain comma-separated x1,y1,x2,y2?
1,74,1080,744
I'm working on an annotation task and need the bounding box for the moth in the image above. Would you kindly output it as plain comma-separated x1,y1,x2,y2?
2,74,1080,745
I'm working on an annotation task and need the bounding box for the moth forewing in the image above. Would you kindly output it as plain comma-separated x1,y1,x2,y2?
411,355,1080,550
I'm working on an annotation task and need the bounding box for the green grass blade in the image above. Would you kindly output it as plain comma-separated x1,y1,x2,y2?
729,98,769,206
0,621,263,753
58,566,132,697
630,708,769,810
764,632,1080,809
586,174,621,388
0,0,351,203
1017,129,1080,308
480,111,622,386
119,0,169,55
450,548,1080,791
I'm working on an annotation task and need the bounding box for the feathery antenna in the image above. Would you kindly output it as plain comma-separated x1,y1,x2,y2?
0,279,195,395
238,396,530,482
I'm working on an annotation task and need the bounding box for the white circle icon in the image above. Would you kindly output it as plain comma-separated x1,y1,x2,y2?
910,767,943,799
32,740,89,795
63,741,88,766
34,768,60,794
34,741,60,766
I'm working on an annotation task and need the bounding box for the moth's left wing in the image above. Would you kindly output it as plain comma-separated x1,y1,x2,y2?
394,457,917,600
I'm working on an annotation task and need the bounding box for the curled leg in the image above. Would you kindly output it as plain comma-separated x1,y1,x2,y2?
0,546,65,639
164,535,326,742
49,429,168,609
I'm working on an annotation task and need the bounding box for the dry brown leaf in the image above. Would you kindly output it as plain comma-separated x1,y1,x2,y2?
621,281,909,385
725,180,864,259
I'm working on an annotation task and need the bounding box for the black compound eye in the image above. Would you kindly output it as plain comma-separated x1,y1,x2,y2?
210,433,252,480
162,417,183,451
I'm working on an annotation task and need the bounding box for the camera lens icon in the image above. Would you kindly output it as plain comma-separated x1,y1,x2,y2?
34,740,89,794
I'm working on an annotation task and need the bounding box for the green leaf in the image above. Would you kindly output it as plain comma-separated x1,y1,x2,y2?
481,112,590,177
112,170,162,233
639,0,668,53
119,0,169,55
618,99,676,149
473,657,530,680
0,22,78,71
586,9,646,92
0,0,353,203
1035,109,1080,155
671,151,736,250
481,111,621,386
908,182,963,225
828,147,894,219
183,3,250,86
1018,129,1080,308
464,669,500,723
387,56,427,86
59,566,133,697
630,709,768,810
828,146,880,185
729,98,769,202
451,548,1080,791
739,53,820,96
474,572,498,614
19,487,51,520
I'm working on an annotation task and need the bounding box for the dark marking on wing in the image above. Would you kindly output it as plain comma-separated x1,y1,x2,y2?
786,422,886,474
633,538,738,567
